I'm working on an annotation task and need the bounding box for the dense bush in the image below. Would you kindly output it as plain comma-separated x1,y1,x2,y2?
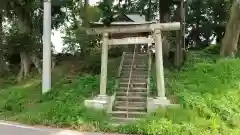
203,44,221,54
108,47,123,58
82,53,102,74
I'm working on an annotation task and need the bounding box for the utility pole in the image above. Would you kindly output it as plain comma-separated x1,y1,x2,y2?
42,0,52,94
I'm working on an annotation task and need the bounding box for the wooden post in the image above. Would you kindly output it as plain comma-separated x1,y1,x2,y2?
154,30,166,98
99,33,108,96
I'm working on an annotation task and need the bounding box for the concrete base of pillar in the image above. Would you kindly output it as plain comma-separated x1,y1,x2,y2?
84,94,115,113
147,97,179,113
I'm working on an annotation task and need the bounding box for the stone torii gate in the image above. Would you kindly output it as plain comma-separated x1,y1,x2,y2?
84,22,180,111
41,0,186,95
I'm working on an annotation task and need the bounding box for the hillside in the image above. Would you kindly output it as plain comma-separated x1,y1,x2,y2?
0,52,240,135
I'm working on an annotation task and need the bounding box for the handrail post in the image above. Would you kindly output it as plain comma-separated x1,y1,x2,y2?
147,36,153,96
114,52,126,91
126,44,137,118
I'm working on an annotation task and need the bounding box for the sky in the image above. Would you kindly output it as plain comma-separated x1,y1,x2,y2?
52,0,100,53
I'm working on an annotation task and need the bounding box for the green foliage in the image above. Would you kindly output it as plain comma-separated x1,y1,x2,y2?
98,0,115,26
0,75,115,128
108,47,123,58
4,27,41,53
81,53,102,74
63,26,100,55
63,5,102,55
204,44,221,54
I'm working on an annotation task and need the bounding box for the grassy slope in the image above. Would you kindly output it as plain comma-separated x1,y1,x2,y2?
0,52,240,134
0,57,120,131
117,52,240,135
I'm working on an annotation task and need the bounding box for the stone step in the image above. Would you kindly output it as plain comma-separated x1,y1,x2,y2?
121,71,148,76
124,55,148,58
126,57,147,59
111,117,140,123
120,78,147,82
115,96,146,102
123,58,148,64
119,87,147,92
121,68,148,72
125,53,148,56
119,79,147,84
125,53,148,55
124,59,147,61
121,71,148,77
123,75,148,79
116,91,147,97
114,106,146,112
119,83,129,88
122,67,148,72
119,82,147,88
115,101,146,107
121,70,148,73
123,58,147,61
123,62,147,66
111,111,147,118
123,64,147,68
122,65,148,69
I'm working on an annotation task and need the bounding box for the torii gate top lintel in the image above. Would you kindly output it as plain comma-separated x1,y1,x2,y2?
86,22,181,35
86,22,180,46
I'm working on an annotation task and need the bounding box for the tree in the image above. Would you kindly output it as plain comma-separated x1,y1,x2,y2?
98,0,114,26
0,1,9,75
63,4,101,56
220,0,240,57
0,9,5,75
2,0,71,81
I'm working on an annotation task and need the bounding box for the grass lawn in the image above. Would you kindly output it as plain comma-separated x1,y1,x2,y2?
0,52,240,134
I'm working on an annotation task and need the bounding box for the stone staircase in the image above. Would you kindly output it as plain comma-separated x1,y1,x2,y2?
111,52,149,123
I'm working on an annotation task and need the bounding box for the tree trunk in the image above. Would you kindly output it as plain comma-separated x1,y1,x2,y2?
220,0,240,57
30,53,42,74
18,61,24,82
173,4,185,68
162,36,170,58
238,35,240,47
79,0,83,7
147,0,152,21
84,0,89,27
0,9,4,75
160,11,171,61
18,52,31,82
16,17,42,80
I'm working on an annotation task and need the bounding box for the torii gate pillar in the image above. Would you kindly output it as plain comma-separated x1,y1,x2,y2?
154,30,167,99
99,33,108,96
84,32,114,112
